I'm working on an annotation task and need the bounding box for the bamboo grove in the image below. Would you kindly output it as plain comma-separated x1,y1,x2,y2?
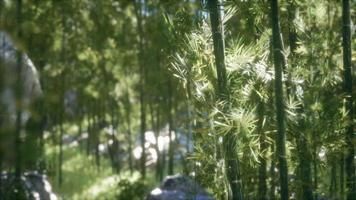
0,0,354,200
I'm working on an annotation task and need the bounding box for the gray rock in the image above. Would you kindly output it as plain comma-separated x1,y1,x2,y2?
0,30,42,113
0,171,58,200
0,30,43,170
146,174,214,200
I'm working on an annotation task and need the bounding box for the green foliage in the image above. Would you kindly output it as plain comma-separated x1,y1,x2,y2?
0,0,354,199
171,11,275,197
116,179,148,200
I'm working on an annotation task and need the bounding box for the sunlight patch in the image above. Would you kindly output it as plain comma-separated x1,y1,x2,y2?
85,175,120,198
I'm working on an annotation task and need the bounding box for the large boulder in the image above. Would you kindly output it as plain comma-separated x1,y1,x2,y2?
0,30,42,115
146,174,214,200
0,171,58,200
0,30,44,169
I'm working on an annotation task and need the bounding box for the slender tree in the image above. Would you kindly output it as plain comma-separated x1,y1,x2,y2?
155,104,162,180
207,0,244,199
0,2,4,185
94,104,101,171
342,1,355,199
287,1,313,199
168,78,174,175
340,155,345,198
58,86,64,186
269,143,276,200
14,1,23,195
58,73,65,187
257,101,267,200
58,12,66,186
124,89,133,174
134,0,147,179
270,0,289,199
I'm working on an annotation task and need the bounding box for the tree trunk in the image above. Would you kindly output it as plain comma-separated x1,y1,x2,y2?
157,104,165,181
257,101,267,200
154,104,161,180
160,151,166,181
340,154,345,199
329,162,337,198
207,0,244,199
78,117,82,151
270,144,276,200
14,2,23,194
58,71,65,187
126,97,133,174
313,141,318,200
0,7,4,186
186,53,193,154
110,101,120,173
287,1,314,199
168,78,174,175
86,108,91,156
58,108,64,187
341,1,355,199
270,0,289,199
149,103,161,181
296,131,314,200
94,108,101,171
135,0,146,179
57,8,67,187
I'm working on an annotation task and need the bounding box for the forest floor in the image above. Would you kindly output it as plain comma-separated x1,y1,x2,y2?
44,139,156,199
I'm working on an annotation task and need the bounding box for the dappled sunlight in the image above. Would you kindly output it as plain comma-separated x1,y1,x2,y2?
81,176,120,199
133,130,176,164
49,143,142,200
0,0,353,199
